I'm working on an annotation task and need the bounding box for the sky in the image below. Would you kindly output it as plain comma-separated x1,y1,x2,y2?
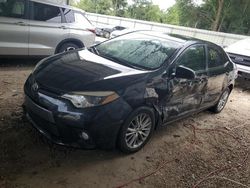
129,0,203,10
151,0,176,10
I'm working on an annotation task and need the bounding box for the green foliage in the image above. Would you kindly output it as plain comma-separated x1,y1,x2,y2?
127,0,164,22
76,0,113,15
165,0,250,35
197,0,250,34
75,0,250,35
112,0,128,16
165,0,199,27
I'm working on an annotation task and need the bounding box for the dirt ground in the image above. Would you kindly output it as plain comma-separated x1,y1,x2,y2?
0,59,249,188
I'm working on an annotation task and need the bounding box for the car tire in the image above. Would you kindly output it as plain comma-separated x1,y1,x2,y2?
58,42,80,53
118,107,155,153
104,32,110,39
210,88,230,113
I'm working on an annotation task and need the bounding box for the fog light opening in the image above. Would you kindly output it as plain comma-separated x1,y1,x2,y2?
81,132,89,140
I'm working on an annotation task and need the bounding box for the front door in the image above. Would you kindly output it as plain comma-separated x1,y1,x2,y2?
160,44,208,122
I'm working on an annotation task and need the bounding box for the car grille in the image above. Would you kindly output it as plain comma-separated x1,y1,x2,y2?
228,53,250,67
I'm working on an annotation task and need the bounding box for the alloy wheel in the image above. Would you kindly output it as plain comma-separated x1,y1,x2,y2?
125,113,152,149
217,90,229,111
64,46,76,52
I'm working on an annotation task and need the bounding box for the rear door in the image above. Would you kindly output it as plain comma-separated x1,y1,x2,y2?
28,1,69,56
204,45,228,106
0,0,29,55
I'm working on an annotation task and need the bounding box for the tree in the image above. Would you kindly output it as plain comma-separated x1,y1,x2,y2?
127,0,164,22
198,0,250,34
75,0,250,35
165,0,199,27
76,0,113,15
112,0,127,16
165,0,250,35
211,0,224,31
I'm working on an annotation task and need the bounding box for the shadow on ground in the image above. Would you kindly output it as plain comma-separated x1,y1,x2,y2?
0,58,41,68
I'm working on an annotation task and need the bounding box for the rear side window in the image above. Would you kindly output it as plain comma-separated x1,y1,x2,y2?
208,47,225,68
31,2,61,23
62,8,75,23
177,45,206,75
74,12,93,28
0,0,26,19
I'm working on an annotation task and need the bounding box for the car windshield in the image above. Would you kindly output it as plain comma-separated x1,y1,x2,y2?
94,32,182,70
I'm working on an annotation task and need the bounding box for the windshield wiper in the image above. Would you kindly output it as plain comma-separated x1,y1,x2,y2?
88,46,99,55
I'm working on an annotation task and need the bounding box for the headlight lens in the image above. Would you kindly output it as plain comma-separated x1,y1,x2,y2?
62,91,119,108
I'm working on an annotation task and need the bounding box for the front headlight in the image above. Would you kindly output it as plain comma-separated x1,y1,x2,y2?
62,91,119,108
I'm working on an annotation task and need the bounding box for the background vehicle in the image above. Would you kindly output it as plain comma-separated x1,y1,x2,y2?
225,38,250,79
24,31,236,153
110,28,137,38
0,0,95,56
96,25,126,38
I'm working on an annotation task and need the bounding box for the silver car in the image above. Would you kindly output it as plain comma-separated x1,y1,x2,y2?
0,0,95,56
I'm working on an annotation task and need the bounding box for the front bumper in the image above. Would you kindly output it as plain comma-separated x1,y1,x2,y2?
23,89,132,149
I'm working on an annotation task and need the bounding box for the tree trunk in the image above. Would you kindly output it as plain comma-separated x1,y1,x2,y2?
212,0,224,31
243,0,249,15
218,15,225,32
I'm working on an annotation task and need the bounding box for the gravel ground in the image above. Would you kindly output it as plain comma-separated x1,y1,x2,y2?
0,59,249,188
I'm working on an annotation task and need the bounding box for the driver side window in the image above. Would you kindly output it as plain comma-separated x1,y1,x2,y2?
177,45,206,75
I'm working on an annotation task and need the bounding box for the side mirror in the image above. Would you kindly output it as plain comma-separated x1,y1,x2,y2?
175,66,196,79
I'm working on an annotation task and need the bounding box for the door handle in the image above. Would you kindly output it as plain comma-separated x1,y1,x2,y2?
15,21,27,26
59,26,67,29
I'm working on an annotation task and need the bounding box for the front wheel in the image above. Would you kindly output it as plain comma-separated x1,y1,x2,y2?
210,88,230,113
118,107,155,153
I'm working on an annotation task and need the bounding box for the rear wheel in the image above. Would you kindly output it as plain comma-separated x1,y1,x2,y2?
210,88,230,113
58,42,80,53
118,107,155,153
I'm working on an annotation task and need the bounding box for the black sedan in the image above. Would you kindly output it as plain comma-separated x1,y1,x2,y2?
23,31,237,153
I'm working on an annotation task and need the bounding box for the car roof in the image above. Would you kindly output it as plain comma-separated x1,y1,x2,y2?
30,0,85,13
135,30,212,46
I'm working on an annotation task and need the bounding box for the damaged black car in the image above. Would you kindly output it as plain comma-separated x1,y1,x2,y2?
23,31,237,153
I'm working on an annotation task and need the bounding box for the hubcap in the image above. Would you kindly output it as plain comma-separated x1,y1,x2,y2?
217,90,229,111
64,47,76,52
125,113,152,149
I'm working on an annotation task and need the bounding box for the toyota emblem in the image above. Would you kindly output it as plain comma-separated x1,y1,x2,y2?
32,82,39,91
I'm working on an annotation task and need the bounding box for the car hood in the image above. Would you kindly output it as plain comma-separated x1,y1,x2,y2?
225,38,250,56
33,49,150,93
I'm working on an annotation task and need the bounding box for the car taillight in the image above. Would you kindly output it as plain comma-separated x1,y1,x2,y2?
88,29,96,35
